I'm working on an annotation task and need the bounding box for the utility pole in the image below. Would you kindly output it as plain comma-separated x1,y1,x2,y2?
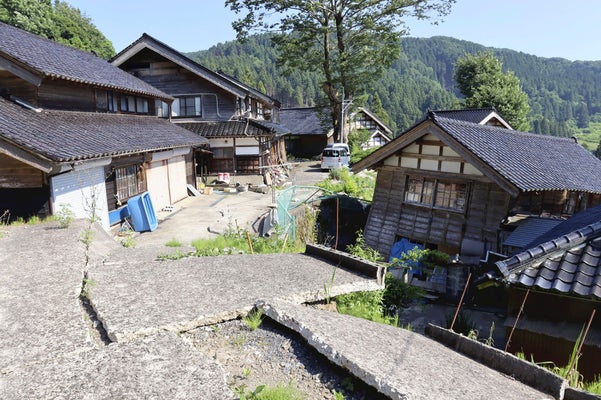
340,87,352,144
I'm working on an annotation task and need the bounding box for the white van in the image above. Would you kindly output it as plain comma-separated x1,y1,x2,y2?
325,143,350,153
320,147,350,170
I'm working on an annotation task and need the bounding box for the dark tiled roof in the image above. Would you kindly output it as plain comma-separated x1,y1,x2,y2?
176,120,289,138
112,34,278,106
506,234,601,300
432,115,601,194
0,22,171,101
496,206,601,300
0,97,207,163
279,108,331,135
430,108,500,124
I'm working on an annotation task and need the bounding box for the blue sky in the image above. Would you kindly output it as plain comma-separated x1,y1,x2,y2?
67,0,599,61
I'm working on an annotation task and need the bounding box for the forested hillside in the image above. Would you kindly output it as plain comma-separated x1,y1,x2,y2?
188,35,601,144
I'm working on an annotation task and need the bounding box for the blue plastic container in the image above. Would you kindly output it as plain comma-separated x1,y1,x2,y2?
108,206,131,226
127,192,158,232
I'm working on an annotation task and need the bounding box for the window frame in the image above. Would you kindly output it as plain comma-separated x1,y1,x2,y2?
404,176,468,212
114,164,145,202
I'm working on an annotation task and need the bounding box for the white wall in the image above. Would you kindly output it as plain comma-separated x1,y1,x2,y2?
50,166,109,230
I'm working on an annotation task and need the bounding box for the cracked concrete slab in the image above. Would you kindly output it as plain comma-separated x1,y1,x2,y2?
88,251,382,342
2,332,234,400
0,221,93,371
260,299,553,400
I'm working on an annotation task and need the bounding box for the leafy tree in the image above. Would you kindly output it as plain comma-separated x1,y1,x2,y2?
0,0,56,38
369,92,391,128
53,1,114,59
0,0,114,59
225,0,455,142
454,52,531,131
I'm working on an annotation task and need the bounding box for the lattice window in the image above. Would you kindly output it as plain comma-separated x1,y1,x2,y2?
115,165,144,201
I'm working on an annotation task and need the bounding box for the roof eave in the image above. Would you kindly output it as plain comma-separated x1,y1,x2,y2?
111,36,248,99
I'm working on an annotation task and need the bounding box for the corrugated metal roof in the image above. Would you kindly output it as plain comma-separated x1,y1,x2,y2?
503,217,563,249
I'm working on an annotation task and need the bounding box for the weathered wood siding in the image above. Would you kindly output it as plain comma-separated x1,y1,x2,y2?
129,59,237,120
37,80,97,111
364,133,511,259
0,154,45,188
0,71,38,105
464,182,510,250
364,167,404,257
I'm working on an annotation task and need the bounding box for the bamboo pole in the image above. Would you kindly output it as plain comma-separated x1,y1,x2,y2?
450,272,472,332
505,289,530,352
246,231,254,254
280,233,289,253
566,309,596,380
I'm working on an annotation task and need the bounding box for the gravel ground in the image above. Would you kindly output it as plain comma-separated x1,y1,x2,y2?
183,317,389,400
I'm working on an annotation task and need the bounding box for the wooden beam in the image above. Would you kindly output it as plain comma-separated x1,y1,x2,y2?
0,57,42,86
0,140,54,173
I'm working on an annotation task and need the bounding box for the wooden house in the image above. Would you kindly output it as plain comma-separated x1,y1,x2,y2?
110,34,289,176
347,107,393,149
493,206,601,380
0,22,208,229
279,107,334,158
352,109,601,263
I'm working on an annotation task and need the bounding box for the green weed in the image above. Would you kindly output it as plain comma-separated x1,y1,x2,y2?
55,203,75,228
316,168,375,200
243,309,263,331
235,381,306,400
165,238,183,247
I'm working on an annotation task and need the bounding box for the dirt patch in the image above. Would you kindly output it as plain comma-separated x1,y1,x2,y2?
183,318,388,400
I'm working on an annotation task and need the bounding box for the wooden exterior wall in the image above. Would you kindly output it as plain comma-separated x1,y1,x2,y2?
37,80,96,111
123,56,237,120
0,71,38,105
0,154,49,220
364,166,509,259
506,289,601,381
364,133,511,259
0,153,45,188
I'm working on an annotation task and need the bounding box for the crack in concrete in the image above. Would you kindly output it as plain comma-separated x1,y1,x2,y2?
79,271,112,346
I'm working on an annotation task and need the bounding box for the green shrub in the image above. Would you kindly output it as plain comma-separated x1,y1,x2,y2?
336,290,397,326
382,273,425,309
345,230,383,262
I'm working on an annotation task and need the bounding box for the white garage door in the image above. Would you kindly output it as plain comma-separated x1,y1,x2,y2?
146,160,170,212
50,166,109,230
167,155,188,204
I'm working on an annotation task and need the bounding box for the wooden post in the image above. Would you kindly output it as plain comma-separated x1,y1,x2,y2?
566,309,596,380
505,289,530,352
450,272,472,332
334,197,339,250
246,231,254,254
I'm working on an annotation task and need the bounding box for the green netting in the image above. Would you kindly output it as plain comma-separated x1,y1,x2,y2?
276,186,333,242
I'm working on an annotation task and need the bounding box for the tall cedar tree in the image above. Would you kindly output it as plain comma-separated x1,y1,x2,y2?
226,0,455,142
454,52,531,131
